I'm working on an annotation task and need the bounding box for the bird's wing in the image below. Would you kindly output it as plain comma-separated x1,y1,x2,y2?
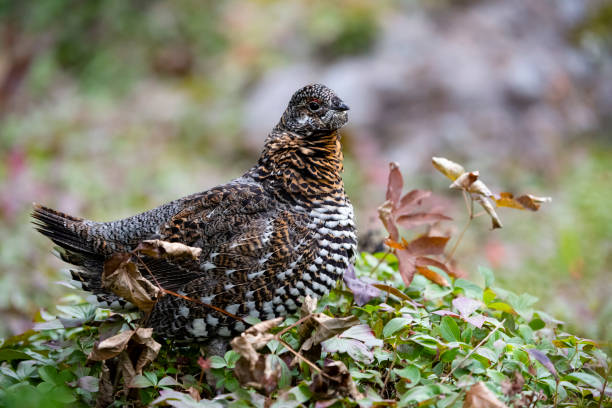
137,182,313,293
148,202,318,338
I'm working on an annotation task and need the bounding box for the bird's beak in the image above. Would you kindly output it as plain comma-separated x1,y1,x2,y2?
334,101,350,111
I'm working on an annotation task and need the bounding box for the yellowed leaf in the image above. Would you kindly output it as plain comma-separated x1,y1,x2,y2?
416,266,450,287
474,195,503,229
463,381,509,408
432,157,466,181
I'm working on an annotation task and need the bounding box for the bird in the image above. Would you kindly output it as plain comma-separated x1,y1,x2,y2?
32,83,357,341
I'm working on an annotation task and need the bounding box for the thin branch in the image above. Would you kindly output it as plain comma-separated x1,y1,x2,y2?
597,364,610,408
370,250,391,275
277,338,330,379
440,319,505,383
274,314,312,340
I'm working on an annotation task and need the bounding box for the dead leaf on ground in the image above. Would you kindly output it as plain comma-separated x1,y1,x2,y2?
102,253,160,312
463,381,509,408
310,360,364,400
89,327,161,392
231,317,283,369
234,353,281,394
135,239,202,260
501,371,525,397
300,314,360,354
96,362,114,408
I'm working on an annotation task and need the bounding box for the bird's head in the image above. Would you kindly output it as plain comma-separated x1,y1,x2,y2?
279,84,349,136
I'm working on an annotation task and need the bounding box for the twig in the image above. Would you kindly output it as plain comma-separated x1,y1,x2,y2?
274,314,312,340
440,319,505,383
135,255,245,323
381,358,396,397
277,338,331,379
598,364,610,408
370,250,391,275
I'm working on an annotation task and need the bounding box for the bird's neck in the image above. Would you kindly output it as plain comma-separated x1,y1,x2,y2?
251,129,346,201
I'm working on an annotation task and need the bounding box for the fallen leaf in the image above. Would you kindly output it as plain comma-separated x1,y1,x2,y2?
463,381,509,408
501,371,525,397
310,360,364,400
185,387,201,402
135,239,202,260
231,317,283,370
102,253,160,312
88,329,135,361
96,362,114,408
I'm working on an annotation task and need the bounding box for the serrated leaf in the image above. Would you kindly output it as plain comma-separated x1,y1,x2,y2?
439,316,461,342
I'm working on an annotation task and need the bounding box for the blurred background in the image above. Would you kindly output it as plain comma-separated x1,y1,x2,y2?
0,0,610,347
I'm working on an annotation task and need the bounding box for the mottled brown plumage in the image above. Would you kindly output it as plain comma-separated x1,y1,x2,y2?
33,84,356,340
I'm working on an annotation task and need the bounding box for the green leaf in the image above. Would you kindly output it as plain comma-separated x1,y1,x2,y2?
454,279,483,299
224,350,241,368
38,366,59,385
529,318,545,330
382,317,411,338
157,376,179,388
209,355,226,369
130,374,155,388
478,266,495,288
0,349,32,361
268,354,291,389
143,371,158,386
483,288,496,305
564,372,604,390
439,316,461,342
394,365,421,384
488,302,515,314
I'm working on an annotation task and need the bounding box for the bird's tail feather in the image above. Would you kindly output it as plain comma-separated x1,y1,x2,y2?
32,204,102,259
33,204,132,309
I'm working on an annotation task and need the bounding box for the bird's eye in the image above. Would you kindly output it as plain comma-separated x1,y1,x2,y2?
308,101,321,111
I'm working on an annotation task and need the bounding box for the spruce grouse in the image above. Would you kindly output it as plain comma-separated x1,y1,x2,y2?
33,84,357,340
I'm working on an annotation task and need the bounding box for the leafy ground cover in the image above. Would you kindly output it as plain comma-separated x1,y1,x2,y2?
0,160,610,407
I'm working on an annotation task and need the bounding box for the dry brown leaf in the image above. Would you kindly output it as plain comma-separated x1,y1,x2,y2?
386,162,404,205
405,236,450,256
96,362,114,408
450,171,480,190
185,387,201,402
231,317,283,369
102,253,160,312
416,266,450,287
474,196,503,229
494,193,552,211
132,328,162,373
136,239,202,260
378,200,399,241
310,360,364,400
463,381,510,408
416,256,458,278
395,212,452,229
432,157,466,181
301,314,359,352
88,329,135,361
235,353,285,395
